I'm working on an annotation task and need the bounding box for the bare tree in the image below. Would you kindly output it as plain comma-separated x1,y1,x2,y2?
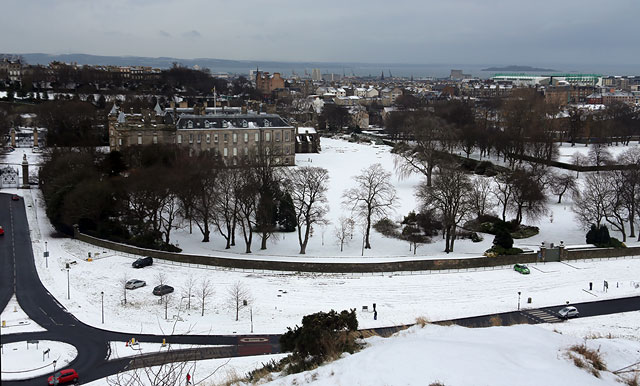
212,169,239,249
547,172,577,204
235,168,258,253
182,276,196,310
198,278,214,317
417,166,472,253
603,170,629,241
160,192,181,245
588,144,613,171
508,168,547,225
286,166,330,254
572,153,586,178
392,114,449,186
573,173,612,229
163,293,173,320
343,164,397,249
227,281,252,322
469,177,494,218
335,217,355,252
492,173,513,222
618,148,640,238
155,272,167,287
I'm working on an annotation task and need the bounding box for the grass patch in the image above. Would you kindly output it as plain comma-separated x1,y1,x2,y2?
415,316,430,327
566,343,606,378
488,315,503,326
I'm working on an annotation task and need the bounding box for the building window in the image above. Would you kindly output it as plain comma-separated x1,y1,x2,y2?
233,133,238,143
177,134,182,144
285,130,290,142
206,134,211,143
275,132,281,142
214,134,218,143
224,134,229,143
244,133,249,143
189,134,194,144
118,138,122,146
187,120,193,129
255,133,259,142
137,135,142,145
223,147,228,157
285,145,290,155
197,134,202,143
244,147,248,156
233,147,238,156
153,135,158,144
265,132,271,142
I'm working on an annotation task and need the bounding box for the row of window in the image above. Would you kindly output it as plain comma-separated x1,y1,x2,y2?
177,130,291,145
186,119,278,129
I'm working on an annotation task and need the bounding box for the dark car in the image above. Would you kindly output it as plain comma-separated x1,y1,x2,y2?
153,284,174,296
48,369,79,385
132,256,153,268
514,264,530,274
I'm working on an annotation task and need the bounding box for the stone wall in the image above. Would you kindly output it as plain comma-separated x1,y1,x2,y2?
74,227,639,273
74,226,537,273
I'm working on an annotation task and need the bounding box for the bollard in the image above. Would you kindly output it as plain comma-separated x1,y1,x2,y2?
162,338,166,347
527,297,532,304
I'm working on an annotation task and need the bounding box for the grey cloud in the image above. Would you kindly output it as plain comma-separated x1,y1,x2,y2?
182,30,202,39
159,30,172,38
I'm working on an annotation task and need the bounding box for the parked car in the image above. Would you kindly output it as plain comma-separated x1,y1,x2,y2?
125,279,146,290
11,195,19,201
514,264,530,274
153,284,174,296
132,256,153,268
558,306,579,319
0,226,4,236
48,369,79,385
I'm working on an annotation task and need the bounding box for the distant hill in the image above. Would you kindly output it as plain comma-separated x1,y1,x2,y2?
481,65,558,72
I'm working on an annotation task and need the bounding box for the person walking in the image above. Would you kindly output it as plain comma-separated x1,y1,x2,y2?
186,373,191,385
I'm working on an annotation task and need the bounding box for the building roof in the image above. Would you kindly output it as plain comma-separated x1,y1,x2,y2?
176,114,292,130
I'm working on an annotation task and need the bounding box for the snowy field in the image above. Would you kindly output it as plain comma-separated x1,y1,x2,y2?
262,321,640,386
1,340,77,381
21,193,640,336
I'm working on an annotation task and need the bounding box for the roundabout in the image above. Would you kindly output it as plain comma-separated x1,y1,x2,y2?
1,340,77,381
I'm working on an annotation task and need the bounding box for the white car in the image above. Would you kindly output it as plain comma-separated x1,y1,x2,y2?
125,279,146,290
558,306,579,319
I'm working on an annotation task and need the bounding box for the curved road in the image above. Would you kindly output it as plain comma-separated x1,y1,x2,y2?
2,192,640,385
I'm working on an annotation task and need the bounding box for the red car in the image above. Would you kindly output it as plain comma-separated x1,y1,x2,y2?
48,369,79,385
12,195,19,201
0,226,4,236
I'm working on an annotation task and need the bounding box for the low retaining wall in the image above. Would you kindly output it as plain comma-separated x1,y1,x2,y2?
74,227,639,273
74,226,536,273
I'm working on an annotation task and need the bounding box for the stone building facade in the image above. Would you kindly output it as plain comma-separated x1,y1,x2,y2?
108,106,296,166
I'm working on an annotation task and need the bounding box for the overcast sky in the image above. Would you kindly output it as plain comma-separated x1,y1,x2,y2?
2,0,639,65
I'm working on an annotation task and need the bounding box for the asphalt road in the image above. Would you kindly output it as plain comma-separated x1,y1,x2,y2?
1,192,639,385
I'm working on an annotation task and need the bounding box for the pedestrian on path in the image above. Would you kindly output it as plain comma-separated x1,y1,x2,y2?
186,373,191,385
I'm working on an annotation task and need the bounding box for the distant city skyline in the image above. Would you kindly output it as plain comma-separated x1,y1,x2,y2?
2,0,639,67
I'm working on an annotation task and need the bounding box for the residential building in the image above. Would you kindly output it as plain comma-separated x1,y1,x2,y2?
108,106,296,166
295,127,320,153
255,71,285,94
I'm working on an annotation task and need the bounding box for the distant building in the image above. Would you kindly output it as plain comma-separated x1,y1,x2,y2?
311,68,322,82
0,58,23,83
450,69,471,80
255,71,285,94
108,105,296,166
295,127,320,153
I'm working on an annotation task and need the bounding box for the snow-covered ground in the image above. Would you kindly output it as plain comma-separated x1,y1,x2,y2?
2,144,640,337
1,340,77,381
1,295,46,335
261,321,640,386
86,353,287,386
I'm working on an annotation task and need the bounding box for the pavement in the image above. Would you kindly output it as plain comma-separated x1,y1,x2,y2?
1,191,640,385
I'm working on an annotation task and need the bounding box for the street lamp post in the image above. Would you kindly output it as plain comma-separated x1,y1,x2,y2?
52,359,58,385
66,268,70,300
101,291,104,324
517,291,521,311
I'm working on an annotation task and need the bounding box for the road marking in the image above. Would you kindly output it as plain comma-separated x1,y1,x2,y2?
522,309,562,323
